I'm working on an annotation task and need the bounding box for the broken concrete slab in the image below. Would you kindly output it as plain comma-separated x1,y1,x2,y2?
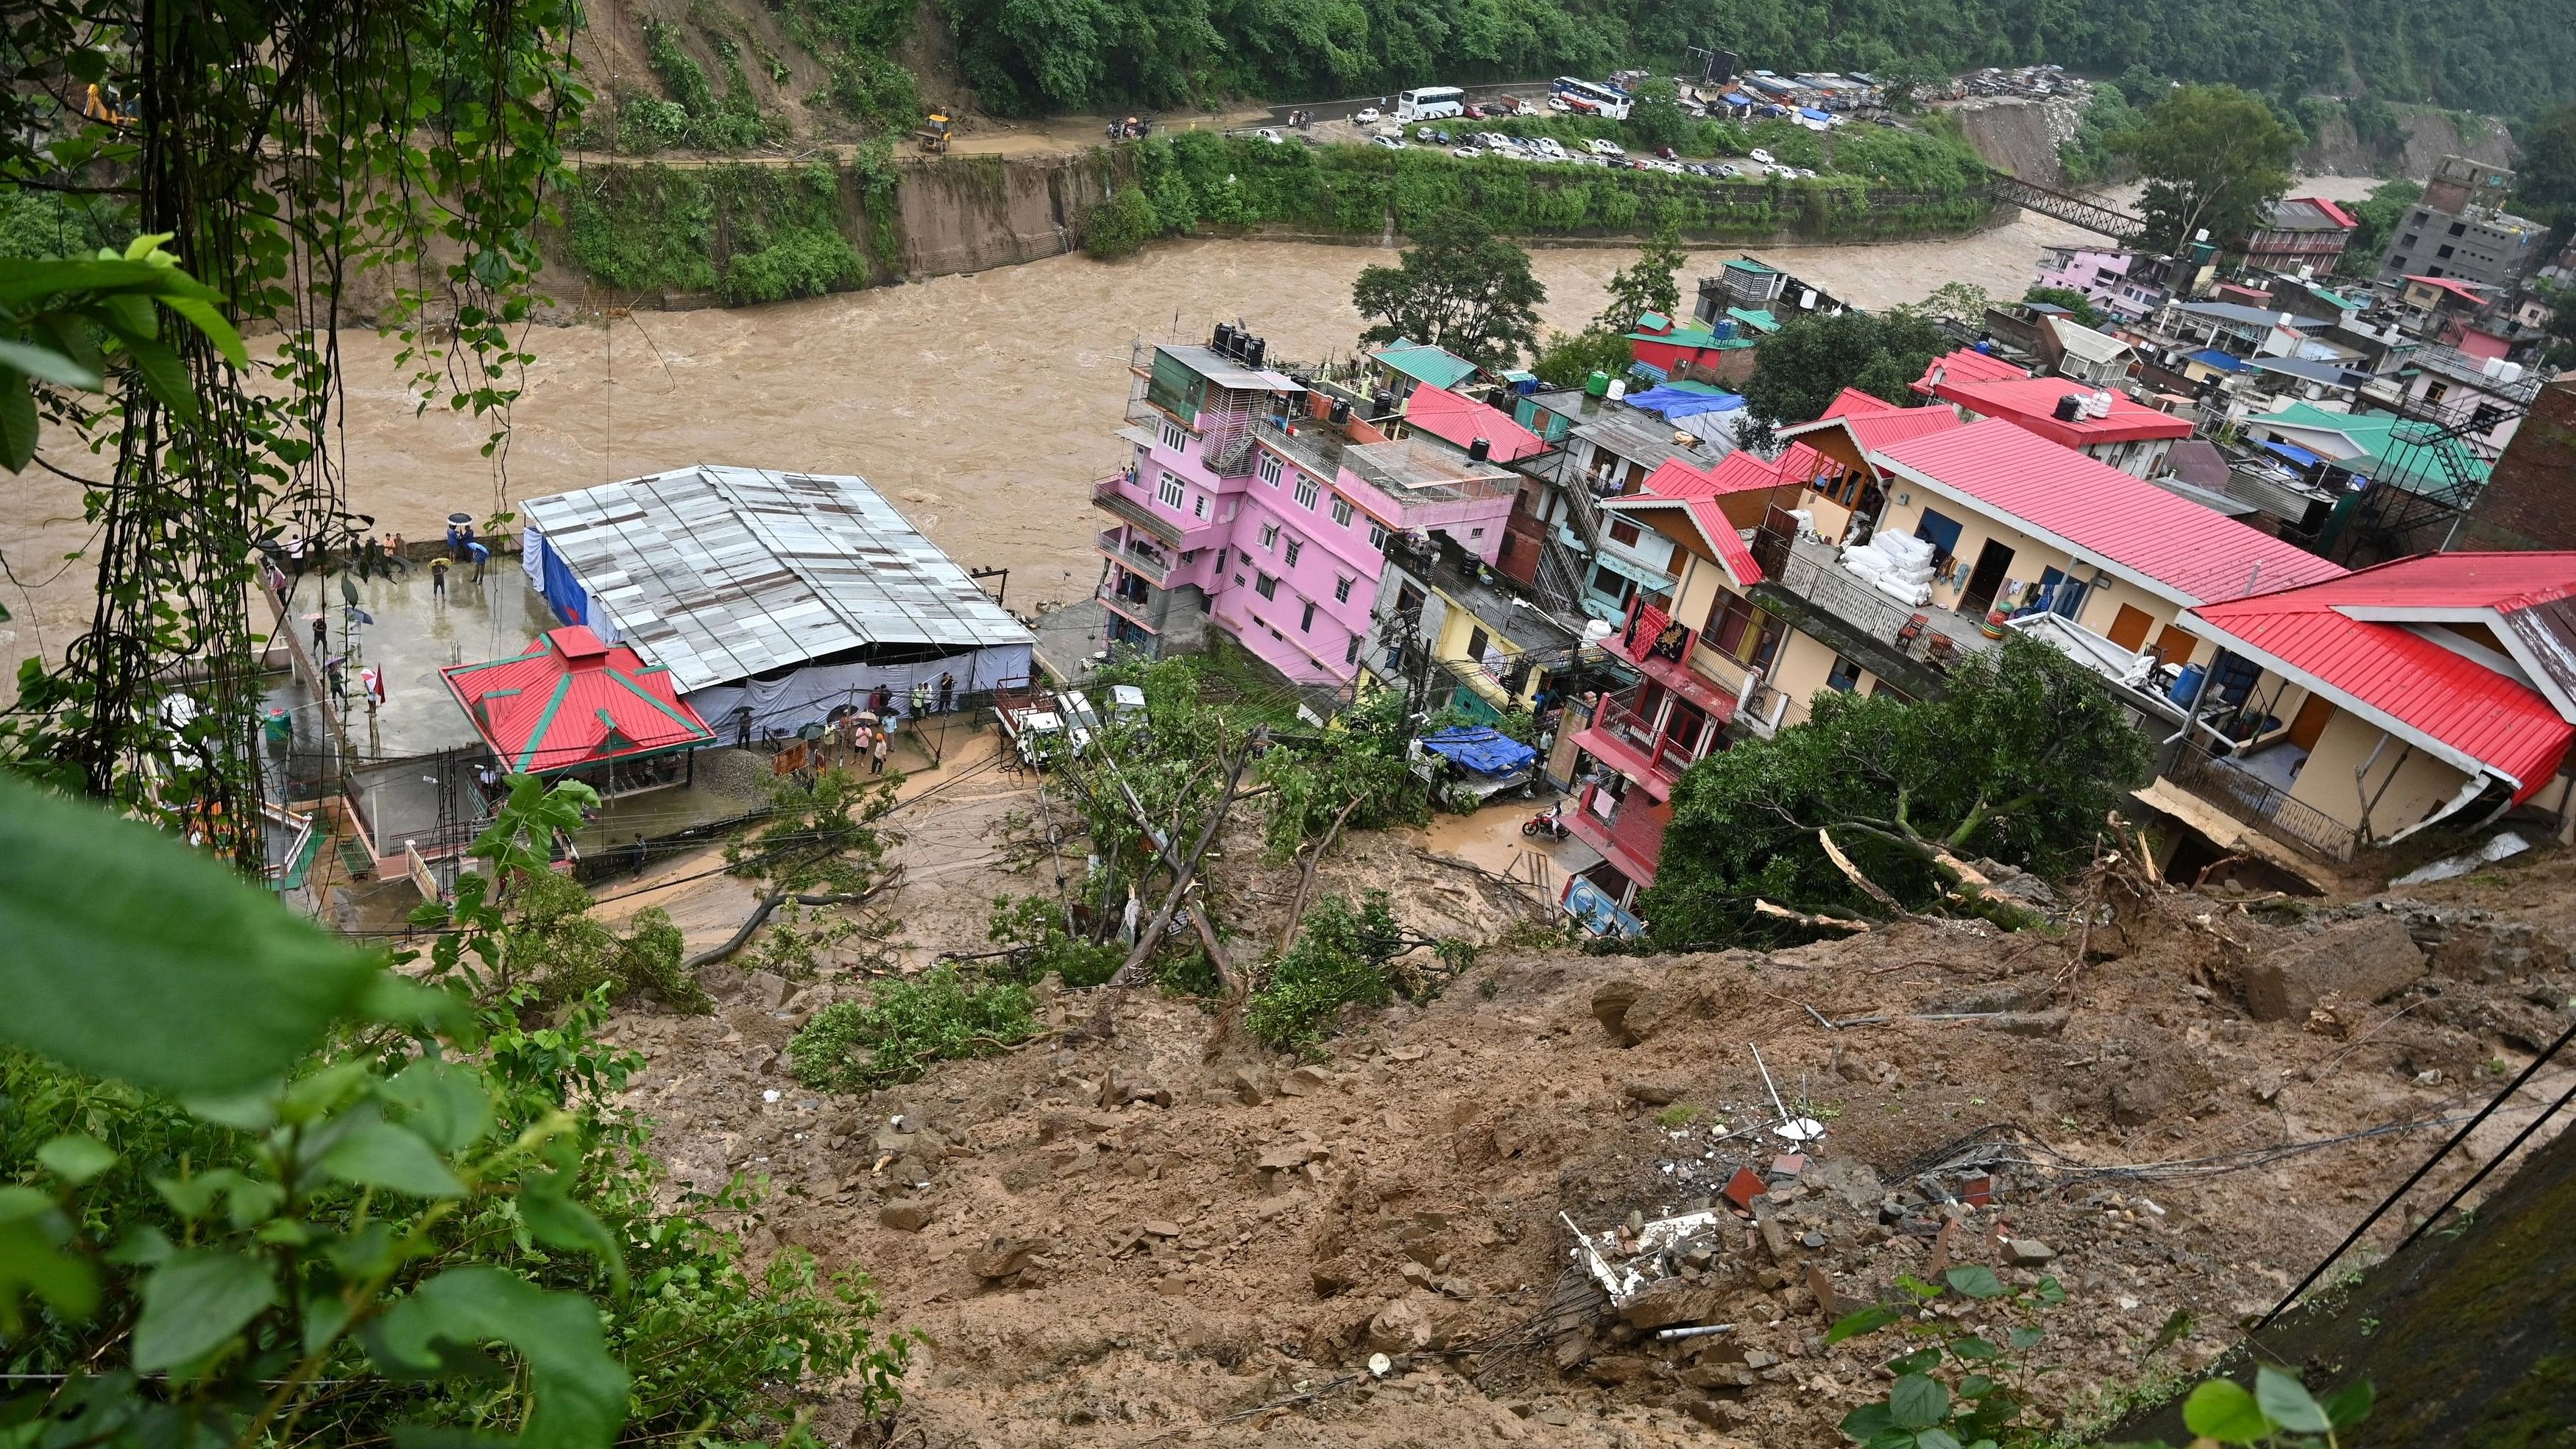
2242,915,2427,1022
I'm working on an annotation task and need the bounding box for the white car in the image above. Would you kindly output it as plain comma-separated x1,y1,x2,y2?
1452,146,1482,158
1354,107,1381,124
1373,133,1406,149
1796,166,1818,178
1715,162,1743,177
1588,138,1624,155
1655,160,1685,174
1374,121,1403,138
1748,147,1774,165
1535,137,1566,157
1255,127,1284,144
1479,132,1512,149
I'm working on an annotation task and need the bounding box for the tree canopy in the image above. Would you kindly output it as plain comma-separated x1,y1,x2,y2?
1595,220,1687,333
2114,85,2297,252
1352,209,1546,370
1739,308,1949,425
1637,636,2149,947
2023,286,2103,327
2338,177,2423,278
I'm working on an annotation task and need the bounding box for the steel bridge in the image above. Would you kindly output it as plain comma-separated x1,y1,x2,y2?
1984,171,2148,244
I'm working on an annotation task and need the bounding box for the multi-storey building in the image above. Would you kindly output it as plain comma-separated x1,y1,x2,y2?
2240,196,2357,275
2033,245,2166,322
1914,350,2192,478
2376,155,2547,291
1092,335,1519,687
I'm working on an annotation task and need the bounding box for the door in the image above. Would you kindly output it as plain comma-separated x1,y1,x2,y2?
2106,604,2156,653
2149,623,2196,667
1959,539,2016,617
2287,694,2335,751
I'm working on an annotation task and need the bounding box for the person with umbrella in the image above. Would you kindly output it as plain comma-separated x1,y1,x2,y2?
429,553,450,601
466,536,490,583
308,612,327,656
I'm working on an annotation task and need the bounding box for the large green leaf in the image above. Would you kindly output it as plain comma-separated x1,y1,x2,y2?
1943,1264,2004,1299
0,776,381,1094
0,339,102,387
383,1060,495,1153
318,1119,468,1198
132,1250,277,1370
2182,1378,2272,1443
1826,1303,1901,1344
0,1188,99,1330
1887,1374,1950,1431
0,371,35,472
369,1266,629,1449
2254,1366,2330,1434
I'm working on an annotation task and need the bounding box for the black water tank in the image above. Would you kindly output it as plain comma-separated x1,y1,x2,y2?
1468,436,1492,461
1244,336,1266,369
1371,389,1396,418
1214,322,1236,353
1329,397,1353,425
2053,393,2084,422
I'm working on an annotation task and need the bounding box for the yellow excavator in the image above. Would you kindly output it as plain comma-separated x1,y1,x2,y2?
915,112,951,155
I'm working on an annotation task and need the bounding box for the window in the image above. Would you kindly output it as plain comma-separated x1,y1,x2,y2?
1367,522,1389,550
1590,562,1635,606
1300,601,1315,633
1607,517,1642,547
1161,419,1187,453
1259,522,1279,550
1826,656,1864,692
1706,591,1760,657
1284,539,1303,567
1293,475,1320,510
2447,220,2467,237
1255,572,1278,600
1156,471,1185,510
1345,636,1361,665
2398,233,2418,249
1214,548,1228,571
1331,495,1354,527
1334,575,1354,603
1465,626,1490,662
1258,453,1282,487
1192,492,1209,518
2437,244,2455,260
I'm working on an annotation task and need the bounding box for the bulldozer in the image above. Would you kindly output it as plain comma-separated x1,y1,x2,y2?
914,112,951,155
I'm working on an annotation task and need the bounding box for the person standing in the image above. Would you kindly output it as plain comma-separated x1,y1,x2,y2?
835,711,859,765
384,531,408,573
467,538,489,583
445,521,461,559
937,670,956,714
458,522,477,561
430,554,450,600
870,727,890,776
310,613,327,655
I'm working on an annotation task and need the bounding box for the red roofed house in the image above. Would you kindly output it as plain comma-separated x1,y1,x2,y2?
1401,382,1549,462
1910,347,2028,397
441,626,716,796
1773,387,1964,541
1918,373,2194,477
2240,196,2358,275
2146,552,2576,870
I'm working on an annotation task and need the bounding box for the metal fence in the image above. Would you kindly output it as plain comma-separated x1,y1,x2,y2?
2167,741,2359,861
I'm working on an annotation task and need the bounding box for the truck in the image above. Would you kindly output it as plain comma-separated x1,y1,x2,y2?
994,684,1066,768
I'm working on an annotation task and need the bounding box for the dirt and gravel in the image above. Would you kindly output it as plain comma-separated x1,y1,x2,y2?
580,751,2576,1448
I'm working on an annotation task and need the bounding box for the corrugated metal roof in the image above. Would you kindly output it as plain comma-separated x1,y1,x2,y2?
1933,377,2196,445
439,626,715,773
1870,419,2346,608
1403,385,1548,461
2190,557,2576,795
1780,389,1965,453
1910,347,2028,396
521,466,1033,693
1370,340,1480,390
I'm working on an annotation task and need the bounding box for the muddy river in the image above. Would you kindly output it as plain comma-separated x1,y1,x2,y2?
2,176,2382,680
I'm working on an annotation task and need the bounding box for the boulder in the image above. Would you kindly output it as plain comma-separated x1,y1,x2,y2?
877,1199,934,1232
2243,916,2427,1023
1365,1292,1442,1354
1622,1077,1690,1105
1618,1281,1729,1331
969,1234,1041,1280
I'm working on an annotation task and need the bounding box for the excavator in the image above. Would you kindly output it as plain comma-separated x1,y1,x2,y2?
914,111,950,155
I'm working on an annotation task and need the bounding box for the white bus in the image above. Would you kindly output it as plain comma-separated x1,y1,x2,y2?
1551,76,1632,119
1395,85,1465,121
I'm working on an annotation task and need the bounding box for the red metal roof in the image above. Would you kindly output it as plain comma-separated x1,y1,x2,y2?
1869,418,2346,607
2405,274,2491,305
1402,384,1549,462
1910,347,2028,396
440,626,715,775
2299,196,2359,229
2190,557,2576,796
1638,442,1827,501
1929,377,2195,447
1781,389,1967,454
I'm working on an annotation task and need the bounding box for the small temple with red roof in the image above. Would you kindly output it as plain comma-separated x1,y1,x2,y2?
439,626,716,796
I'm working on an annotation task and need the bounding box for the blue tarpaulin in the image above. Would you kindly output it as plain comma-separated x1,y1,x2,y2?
2262,438,2324,470
1418,726,1538,776
1626,385,1747,419
1799,107,1833,121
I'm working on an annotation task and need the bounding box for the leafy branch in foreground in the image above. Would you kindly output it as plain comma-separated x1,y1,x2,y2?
0,772,909,1447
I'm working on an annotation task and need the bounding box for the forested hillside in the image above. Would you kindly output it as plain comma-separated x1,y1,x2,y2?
932,0,2576,121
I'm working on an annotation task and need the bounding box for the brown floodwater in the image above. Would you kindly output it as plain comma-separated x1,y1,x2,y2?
3,176,2381,681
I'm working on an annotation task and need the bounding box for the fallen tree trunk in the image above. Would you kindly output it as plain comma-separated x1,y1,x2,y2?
1082,737,1257,1039
684,865,905,969
1278,793,1365,953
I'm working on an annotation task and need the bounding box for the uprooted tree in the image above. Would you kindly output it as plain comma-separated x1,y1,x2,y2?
1637,636,2149,946
692,766,900,968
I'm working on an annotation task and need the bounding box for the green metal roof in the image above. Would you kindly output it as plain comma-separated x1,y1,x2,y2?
2250,402,2491,496
1726,307,1780,333
1724,258,1777,275
1370,339,1479,390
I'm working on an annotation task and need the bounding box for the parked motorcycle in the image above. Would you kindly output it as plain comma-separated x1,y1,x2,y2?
1522,804,1570,840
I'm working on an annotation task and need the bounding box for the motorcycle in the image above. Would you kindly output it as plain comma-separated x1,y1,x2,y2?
1521,803,1569,840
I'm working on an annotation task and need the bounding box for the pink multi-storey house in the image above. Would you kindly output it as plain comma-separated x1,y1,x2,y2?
1092,334,1521,686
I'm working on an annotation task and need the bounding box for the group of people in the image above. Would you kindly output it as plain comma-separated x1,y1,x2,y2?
431,522,489,600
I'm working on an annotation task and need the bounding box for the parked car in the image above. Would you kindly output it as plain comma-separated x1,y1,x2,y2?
1796,166,1818,178
1513,99,1538,116
1748,147,1774,165
1354,106,1381,124
1588,138,1623,156
1373,133,1406,149
1684,162,1708,175
1254,127,1284,144
1418,125,1437,139
1374,121,1402,138
1461,103,1490,119
1655,144,1677,160
1479,132,1511,149
1453,146,1482,157
1715,162,1742,177
1534,136,1566,157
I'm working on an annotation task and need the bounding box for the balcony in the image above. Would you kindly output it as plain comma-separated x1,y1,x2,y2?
1749,527,1995,690
2165,740,2360,862
1091,472,1225,551
1097,527,1172,587
1568,684,1717,801
1601,602,1742,729
1563,779,1669,888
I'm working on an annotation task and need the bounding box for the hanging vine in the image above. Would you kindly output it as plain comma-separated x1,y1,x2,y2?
0,0,587,868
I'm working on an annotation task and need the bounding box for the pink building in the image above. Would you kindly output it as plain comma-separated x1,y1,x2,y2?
2033,245,2164,322
1094,337,1521,686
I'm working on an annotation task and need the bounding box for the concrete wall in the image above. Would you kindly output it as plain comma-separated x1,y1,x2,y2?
2287,706,2475,838
1874,490,2212,653
1765,626,1877,729
890,151,1122,278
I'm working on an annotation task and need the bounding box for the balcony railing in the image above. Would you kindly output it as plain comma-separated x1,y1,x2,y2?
1753,526,1992,670
1567,779,1669,882
1097,527,1172,586
2167,740,2360,861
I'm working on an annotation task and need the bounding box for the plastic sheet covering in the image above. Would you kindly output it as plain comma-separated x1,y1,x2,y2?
1626,385,1747,419
682,642,1033,743
1416,726,1538,777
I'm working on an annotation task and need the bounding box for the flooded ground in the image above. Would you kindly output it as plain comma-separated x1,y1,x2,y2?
3,176,2383,684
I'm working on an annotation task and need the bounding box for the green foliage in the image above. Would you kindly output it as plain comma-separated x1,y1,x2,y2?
1245,891,1408,1052
2023,286,2103,327
2343,96,2407,158
2059,82,2141,186
2115,85,2297,251
0,773,909,1446
567,160,868,300
2179,1367,2372,1445
786,966,1038,1091
1250,687,1427,857
1639,636,2148,949
2338,178,2421,278
639,18,773,152
1083,185,1163,259
0,188,118,261
1629,78,1687,151
1533,327,1634,388
1354,208,1548,370
498,871,709,1010
986,893,1125,987
0,239,252,475
1825,1263,2070,1447
1597,219,1686,332
2513,104,2576,232
1739,305,1949,425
